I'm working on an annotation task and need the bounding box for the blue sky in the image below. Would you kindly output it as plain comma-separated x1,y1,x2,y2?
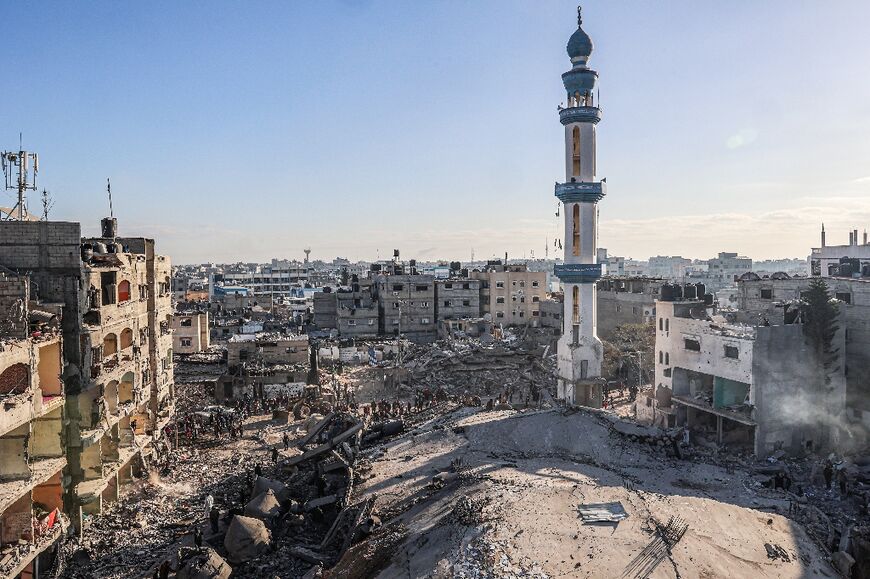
2,1,870,264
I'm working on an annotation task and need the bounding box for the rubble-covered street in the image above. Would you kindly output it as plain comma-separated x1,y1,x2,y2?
49,345,870,578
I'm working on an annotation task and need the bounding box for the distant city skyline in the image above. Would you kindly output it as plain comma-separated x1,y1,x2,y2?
3,1,869,264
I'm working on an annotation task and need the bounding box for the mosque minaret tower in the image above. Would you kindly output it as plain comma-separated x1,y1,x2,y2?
554,6,606,407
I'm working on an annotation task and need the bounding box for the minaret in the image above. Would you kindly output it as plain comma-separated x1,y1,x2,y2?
821,223,826,248
554,6,606,407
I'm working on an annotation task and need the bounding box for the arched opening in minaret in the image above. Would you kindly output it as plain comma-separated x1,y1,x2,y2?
572,204,581,256
572,126,581,176
572,286,580,324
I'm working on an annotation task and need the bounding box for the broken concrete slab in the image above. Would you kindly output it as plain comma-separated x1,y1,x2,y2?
244,488,281,520
223,516,271,563
176,548,232,579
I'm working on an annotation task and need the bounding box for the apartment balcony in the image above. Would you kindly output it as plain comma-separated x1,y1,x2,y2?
0,456,66,515
0,510,70,579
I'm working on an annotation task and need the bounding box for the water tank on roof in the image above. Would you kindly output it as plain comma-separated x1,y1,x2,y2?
862,264,870,278
695,283,706,297
672,284,683,300
93,242,107,254
839,264,853,278
704,293,714,306
660,284,674,302
81,243,93,262
100,217,117,238
683,284,697,299
460,268,469,277
409,259,416,267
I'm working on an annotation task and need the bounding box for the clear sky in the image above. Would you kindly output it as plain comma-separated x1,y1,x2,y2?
3,1,870,265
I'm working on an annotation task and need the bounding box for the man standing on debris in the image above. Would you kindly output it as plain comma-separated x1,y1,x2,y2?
209,505,220,534
204,493,214,518
272,446,279,464
823,460,834,490
838,469,848,496
282,431,290,450
193,526,203,552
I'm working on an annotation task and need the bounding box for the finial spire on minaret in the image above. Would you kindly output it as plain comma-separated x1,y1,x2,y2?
577,5,583,26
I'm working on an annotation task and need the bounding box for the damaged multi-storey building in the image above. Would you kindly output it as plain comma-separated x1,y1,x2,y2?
646,287,847,456
733,271,870,434
217,332,310,402
0,218,174,535
0,271,67,579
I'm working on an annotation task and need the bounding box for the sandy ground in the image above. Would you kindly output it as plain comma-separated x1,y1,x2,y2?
355,407,837,579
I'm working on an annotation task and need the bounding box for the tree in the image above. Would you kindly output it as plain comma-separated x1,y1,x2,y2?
800,277,840,361
601,323,655,388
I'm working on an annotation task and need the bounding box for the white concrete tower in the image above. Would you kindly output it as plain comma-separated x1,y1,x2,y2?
555,6,606,407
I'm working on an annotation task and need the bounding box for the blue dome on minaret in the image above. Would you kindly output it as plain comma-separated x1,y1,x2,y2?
567,6,593,62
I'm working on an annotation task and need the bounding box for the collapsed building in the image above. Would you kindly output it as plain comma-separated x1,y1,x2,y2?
647,294,847,456
0,218,174,536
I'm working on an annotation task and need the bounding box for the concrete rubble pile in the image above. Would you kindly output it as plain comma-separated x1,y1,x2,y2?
399,334,557,405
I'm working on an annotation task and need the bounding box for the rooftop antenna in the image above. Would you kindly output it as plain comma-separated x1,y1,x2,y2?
107,178,113,218
1,134,39,220
41,189,54,220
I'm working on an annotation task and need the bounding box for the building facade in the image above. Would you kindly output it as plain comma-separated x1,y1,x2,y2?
734,274,870,429
435,278,482,321
652,299,847,456
552,8,606,407
0,219,174,531
374,274,436,343
596,278,662,340
0,274,68,578
171,311,210,354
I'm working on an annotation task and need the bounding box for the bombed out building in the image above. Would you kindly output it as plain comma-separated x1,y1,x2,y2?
649,289,847,456
0,271,67,578
0,218,174,533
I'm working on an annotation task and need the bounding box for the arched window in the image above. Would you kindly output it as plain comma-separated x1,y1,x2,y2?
659,351,663,364
118,280,131,302
0,363,29,395
120,328,134,350
572,286,580,324
665,319,670,332
572,204,581,256
572,126,581,176
573,90,580,106
665,352,670,365
103,333,118,357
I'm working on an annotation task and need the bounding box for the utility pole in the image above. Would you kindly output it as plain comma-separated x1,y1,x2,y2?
1,137,39,221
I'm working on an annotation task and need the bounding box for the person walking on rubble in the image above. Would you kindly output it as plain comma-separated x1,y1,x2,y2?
283,431,290,450
193,526,203,552
838,469,848,496
272,447,279,464
204,494,214,518
823,461,834,490
209,505,220,534
254,463,263,477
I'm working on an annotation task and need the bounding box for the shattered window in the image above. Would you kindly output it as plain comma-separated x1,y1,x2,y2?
684,338,701,352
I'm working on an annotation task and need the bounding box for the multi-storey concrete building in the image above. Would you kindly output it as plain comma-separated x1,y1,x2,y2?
734,273,870,429
171,311,210,354
434,278,481,321
0,274,68,579
0,218,174,531
808,224,870,278
336,277,378,338
596,278,662,340
472,265,546,327
651,298,847,456
374,274,436,343
221,259,311,298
